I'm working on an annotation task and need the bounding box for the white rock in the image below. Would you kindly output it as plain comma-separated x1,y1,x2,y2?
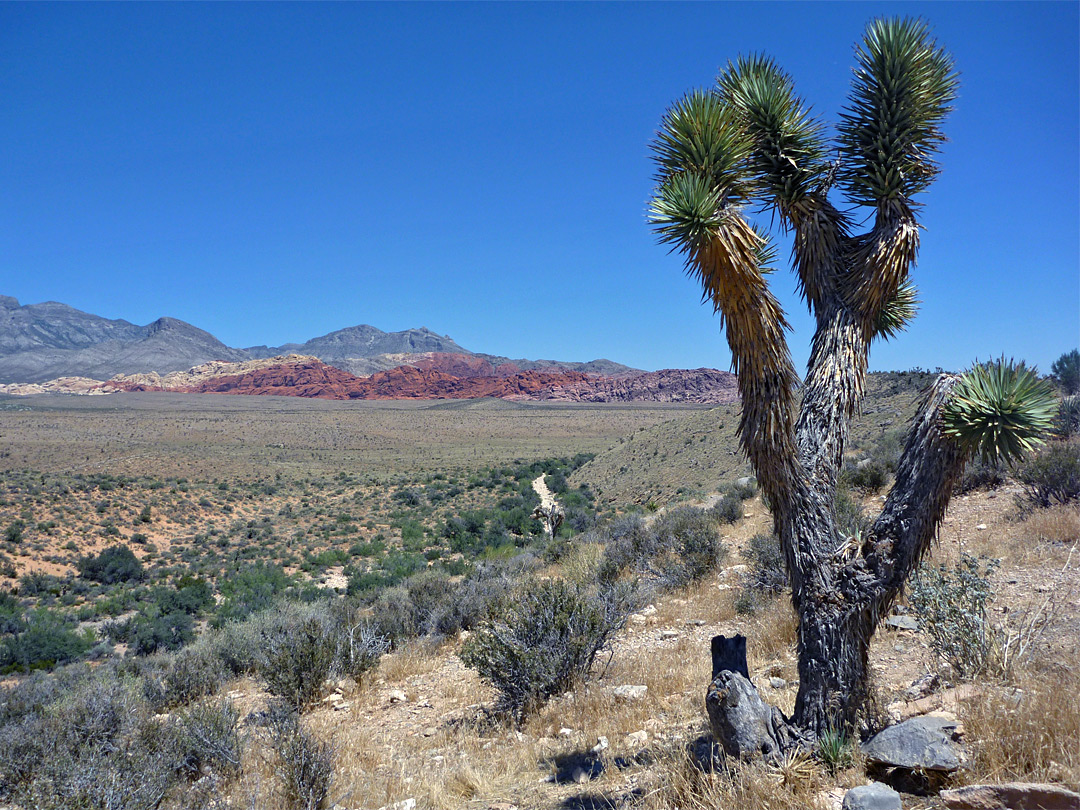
625,730,649,747
612,684,648,701
976,524,988,531
558,727,575,737
660,629,679,640
388,689,408,704
640,604,657,616
591,736,609,753
377,800,416,810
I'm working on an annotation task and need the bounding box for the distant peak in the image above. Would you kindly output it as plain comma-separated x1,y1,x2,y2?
0,295,19,309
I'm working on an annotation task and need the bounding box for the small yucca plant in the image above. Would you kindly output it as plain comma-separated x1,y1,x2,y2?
943,358,1059,465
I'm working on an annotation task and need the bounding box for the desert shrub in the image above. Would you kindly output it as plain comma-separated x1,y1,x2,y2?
0,608,95,672
595,515,653,582
728,477,758,500
0,667,192,810
1053,394,1080,438
211,615,265,676
742,532,787,594
709,492,744,524
839,459,888,493
128,609,195,655
175,697,242,776
76,544,145,585
460,578,639,722
1050,348,1079,394
428,561,515,637
956,455,1007,493
910,553,999,680
834,487,872,538
256,602,335,709
214,562,296,625
141,643,228,709
1017,439,1080,507
324,599,388,679
369,585,420,645
270,708,334,810
649,506,727,588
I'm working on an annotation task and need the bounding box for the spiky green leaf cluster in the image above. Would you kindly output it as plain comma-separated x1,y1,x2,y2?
717,54,828,210
943,358,1058,465
650,91,754,255
872,279,919,341
837,18,958,205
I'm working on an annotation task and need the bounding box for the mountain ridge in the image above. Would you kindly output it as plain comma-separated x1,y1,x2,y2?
0,295,638,384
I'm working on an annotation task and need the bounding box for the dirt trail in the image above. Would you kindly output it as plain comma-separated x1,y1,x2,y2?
531,474,558,512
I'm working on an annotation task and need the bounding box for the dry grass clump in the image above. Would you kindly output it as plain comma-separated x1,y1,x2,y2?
641,739,829,810
1021,504,1080,547
960,667,1080,789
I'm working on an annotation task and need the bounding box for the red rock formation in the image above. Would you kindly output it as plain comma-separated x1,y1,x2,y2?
102,356,739,404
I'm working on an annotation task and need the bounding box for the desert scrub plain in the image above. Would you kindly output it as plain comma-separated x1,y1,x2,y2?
0,374,1077,810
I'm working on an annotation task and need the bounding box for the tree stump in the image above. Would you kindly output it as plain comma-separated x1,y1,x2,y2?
705,634,805,762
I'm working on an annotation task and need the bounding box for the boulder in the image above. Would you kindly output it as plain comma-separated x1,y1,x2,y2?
885,615,919,631
612,684,648,701
843,782,903,810
862,715,963,772
940,782,1080,809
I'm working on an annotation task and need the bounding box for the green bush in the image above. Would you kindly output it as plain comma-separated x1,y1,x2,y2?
76,545,145,585
649,506,727,588
709,492,743,525
460,578,638,722
956,455,1007,493
1017,439,1080,507
0,608,95,672
910,553,999,679
255,603,335,709
214,562,295,625
840,459,888,493
741,532,787,594
175,697,242,776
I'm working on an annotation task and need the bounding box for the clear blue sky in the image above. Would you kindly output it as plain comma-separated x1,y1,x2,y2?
3,2,1077,373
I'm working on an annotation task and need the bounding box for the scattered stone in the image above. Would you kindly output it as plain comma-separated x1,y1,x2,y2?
571,766,589,784
591,736,609,753
843,782,903,810
940,782,1080,810
612,684,648,701
625,730,649,748
640,604,657,616
885,615,919,631
736,476,755,489
558,727,575,737
322,692,344,704
488,803,519,810
976,524,988,531
904,673,940,701
769,677,786,689
687,619,706,626
388,689,408,704
660,629,679,640
332,701,350,711
630,613,648,624
377,800,416,810
862,715,963,772
422,727,437,737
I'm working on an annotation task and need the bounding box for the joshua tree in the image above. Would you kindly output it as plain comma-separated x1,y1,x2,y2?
649,18,1057,741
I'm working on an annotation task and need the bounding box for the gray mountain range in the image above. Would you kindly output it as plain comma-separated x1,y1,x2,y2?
0,296,635,384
